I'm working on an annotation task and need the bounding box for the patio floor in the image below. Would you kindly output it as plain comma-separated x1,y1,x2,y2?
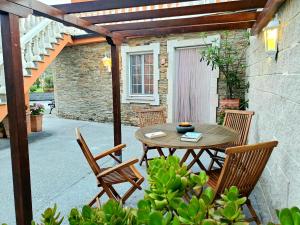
1,112,210,224
0,109,256,224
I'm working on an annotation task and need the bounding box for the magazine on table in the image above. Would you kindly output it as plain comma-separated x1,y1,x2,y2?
181,132,202,142
145,131,167,139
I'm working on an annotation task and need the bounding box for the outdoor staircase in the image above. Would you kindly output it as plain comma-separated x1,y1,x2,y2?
0,15,73,122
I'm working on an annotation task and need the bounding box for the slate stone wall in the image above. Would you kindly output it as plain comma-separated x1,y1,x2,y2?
246,0,300,223
53,30,248,125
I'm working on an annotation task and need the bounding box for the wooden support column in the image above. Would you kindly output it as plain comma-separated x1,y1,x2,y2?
107,37,122,159
0,12,33,225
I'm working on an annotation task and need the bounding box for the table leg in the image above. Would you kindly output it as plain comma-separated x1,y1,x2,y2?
189,150,207,172
180,149,191,166
187,149,204,170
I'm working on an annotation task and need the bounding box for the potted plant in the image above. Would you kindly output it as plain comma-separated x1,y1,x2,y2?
30,103,45,132
43,76,54,92
200,31,249,109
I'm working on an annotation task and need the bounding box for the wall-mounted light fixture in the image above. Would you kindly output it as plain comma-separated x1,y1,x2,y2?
102,54,112,72
264,16,280,59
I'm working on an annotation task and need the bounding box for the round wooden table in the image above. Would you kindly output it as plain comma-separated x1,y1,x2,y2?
135,123,238,171
135,123,238,149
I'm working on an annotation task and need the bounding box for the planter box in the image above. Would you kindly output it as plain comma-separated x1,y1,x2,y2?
31,114,43,132
2,113,31,138
220,98,240,109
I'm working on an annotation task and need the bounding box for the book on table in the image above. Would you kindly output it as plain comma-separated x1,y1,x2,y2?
181,132,202,142
145,131,167,139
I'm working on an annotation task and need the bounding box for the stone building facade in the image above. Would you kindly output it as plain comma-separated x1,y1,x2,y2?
52,30,248,126
246,0,300,223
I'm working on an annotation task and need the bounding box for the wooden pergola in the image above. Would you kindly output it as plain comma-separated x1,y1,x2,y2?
0,0,285,224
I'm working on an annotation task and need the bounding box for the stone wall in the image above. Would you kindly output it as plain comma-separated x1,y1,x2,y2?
246,0,300,223
53,30,248,125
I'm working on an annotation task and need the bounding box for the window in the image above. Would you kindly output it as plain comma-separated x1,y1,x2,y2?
121,43,160,105
130,53,154,95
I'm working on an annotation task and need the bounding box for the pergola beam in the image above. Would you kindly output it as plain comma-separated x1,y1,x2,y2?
104,12,258,32
83,0,267,25
0,12,33,225
120,21,255,38
251,0,286,35
1,0,123,43
53,0,197,14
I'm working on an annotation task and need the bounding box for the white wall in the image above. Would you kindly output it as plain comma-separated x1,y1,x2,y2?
246,0,300,223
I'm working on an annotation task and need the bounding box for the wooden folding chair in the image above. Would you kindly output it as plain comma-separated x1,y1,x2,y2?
207,141,278,224
136,107,175,166
206,110,255,171
76,128,144,206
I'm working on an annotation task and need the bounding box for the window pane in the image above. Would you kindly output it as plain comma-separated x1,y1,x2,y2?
130,53,154,95
144,54,154,95
130,55,142,94
144,54,153,64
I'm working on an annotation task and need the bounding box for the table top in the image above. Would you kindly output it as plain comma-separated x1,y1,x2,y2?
135,123,238,149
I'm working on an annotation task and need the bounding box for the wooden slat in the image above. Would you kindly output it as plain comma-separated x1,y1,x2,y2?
251,0,286,35
104,12,258,32
2,0,123,43
53,0,196,14
0,1,32,17
83,0,267,24
0,12,33,225
120,21,254,38
108,38,122,155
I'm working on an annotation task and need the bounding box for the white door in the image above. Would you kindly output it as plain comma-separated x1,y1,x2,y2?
173,47,213,123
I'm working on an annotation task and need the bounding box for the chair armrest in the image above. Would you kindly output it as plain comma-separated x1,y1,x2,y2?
97,158,139,178
94,144,126,161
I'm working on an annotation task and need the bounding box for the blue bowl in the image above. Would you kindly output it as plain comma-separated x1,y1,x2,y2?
176,125,195,134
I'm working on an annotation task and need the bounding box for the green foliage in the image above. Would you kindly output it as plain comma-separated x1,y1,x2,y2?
268,207,300,225
28,156,298,225
138,156,248,225
44,76,54,89
200,31,250,99
30,79,42,93
30,103,45,115
31,204,63,225
68,201,136,225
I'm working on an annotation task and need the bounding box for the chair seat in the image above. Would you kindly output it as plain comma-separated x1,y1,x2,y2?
98,166,138,185
207,169,222,189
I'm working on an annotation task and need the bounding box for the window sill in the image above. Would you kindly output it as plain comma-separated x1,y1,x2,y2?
122,94,160,106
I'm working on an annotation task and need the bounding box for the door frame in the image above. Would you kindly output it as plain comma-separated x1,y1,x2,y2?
166,36,220,123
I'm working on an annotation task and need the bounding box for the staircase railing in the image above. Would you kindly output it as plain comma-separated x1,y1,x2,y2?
0,15,67,101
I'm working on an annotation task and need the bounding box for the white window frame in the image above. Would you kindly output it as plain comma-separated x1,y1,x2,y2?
121,43,160,105
166,36,220,123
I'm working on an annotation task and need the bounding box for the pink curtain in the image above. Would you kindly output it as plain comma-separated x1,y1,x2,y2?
173,47,212,123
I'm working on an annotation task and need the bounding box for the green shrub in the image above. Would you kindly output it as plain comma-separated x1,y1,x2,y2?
30,156,250,225
13,156,298,225
44,76,54,89
268,207,300,225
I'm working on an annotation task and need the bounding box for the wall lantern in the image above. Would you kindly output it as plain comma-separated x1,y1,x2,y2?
102,55,112,72
264,16,280,58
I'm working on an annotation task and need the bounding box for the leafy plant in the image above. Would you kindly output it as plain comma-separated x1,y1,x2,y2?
44,76,54,89
30,103,45,115
31,204,63,225
268,207,300,225
28,156,298,225
200,31,249,99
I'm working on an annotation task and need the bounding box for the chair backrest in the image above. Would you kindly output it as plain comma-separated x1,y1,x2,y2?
215,141,278,197
136,107,166,128
76,128,101,176
223,110,255,146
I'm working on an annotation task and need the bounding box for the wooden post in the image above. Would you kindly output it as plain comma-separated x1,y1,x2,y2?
107,37,122,159
0,12,33,225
